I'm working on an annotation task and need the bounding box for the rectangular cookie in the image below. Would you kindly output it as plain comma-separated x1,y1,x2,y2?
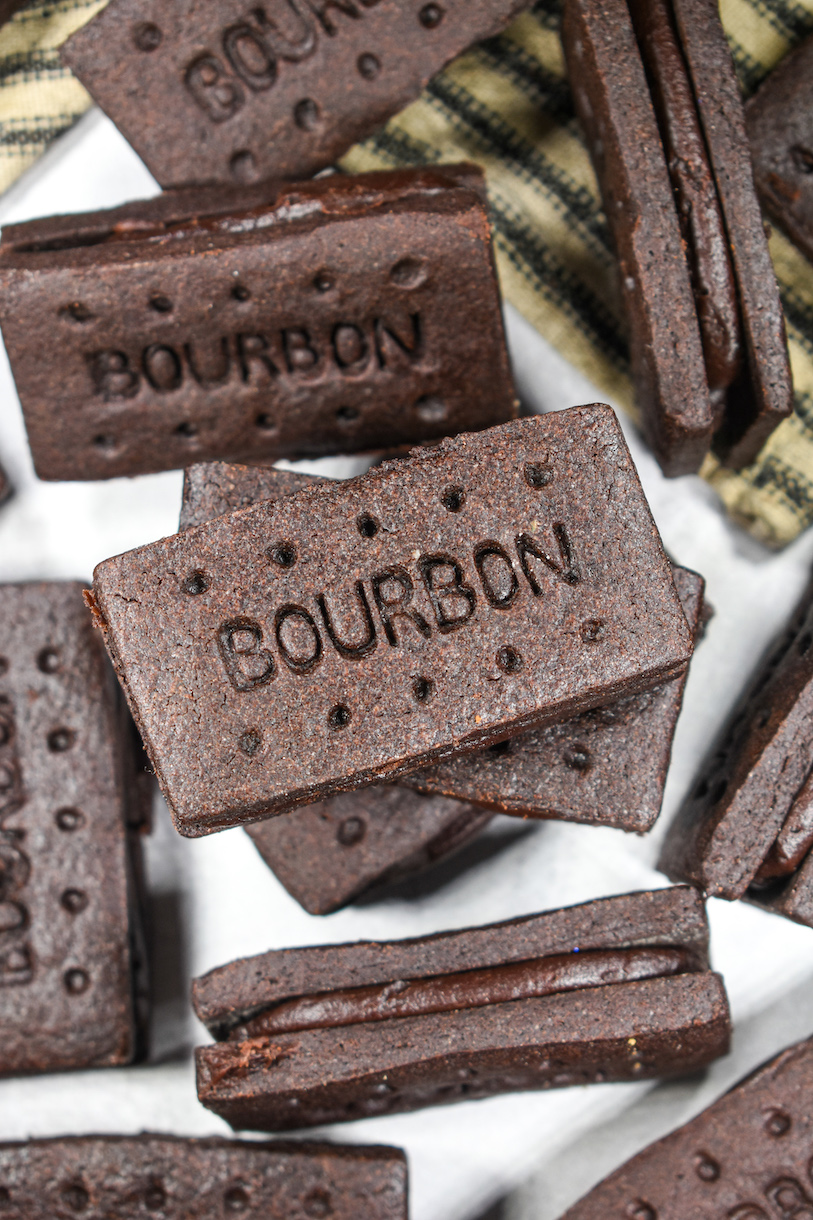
92,407,693,837
0,582,149,1076
562,1033,813,1219
562,0,714,475
192,886,730,1130
61,0,531,188
182,459,705,834
668,0,793,467
0,166,514,481
660,568,813,928
0,1135,407,1219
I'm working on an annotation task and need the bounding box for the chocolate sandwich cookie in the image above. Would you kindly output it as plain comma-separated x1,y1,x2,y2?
561,1033,813,1219
92,408,693,837
668,0,792,469
0,582,149,1076
193,886,730,1130
0,1135,407,1219
660,568,813,928
562,0,714,476
747,34,813,267
562,0,792,476
408,563,706,826
182,463,495,911
182,459,706,835
0,166,514,482
61,0,531,189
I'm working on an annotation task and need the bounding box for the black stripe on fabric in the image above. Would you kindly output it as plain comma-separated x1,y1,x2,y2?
489,189,628,372
726,37,769,97
752,453,813,519
530,0,562,30
475,35,576,127
424,73,612,258
779,287,813,360
791,389,813,431
0,51,60,85
747,0,813,43
0,122,74,148
357,124,442,168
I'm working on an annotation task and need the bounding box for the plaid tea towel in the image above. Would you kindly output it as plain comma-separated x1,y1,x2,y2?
2,0,813,548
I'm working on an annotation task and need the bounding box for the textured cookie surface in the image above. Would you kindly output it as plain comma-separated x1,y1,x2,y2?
94,408,692,835
562,1034,813,1219
0,582,146,1076
0,1135,407,1220
62,0,531,187
0,168,513,481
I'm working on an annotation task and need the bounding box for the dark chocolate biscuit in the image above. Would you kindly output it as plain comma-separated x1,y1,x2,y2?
562,0,792,476
562,1033,813,1219
408,564,705,827
61,0,532,189
562,0,714,476
193,887,730,1130
180,461,324,531
0,582,149,1076
92,408,693,837
747,34,813,268
0,166,515,481
668,0,793,468
181,459,705,834
0,1135,407,1219
184,464,495,912
627,0,741,415
660,567,813,928
247,786,493,914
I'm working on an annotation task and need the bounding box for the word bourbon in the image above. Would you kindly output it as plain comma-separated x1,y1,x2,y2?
87,311,423,400
216,525,581,690
185,0,384,123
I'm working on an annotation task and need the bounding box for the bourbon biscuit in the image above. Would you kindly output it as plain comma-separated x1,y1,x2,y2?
0,460,10,509
407,563,705,828
0,166,515,481
669,0,793,467
562,1033,813,1220
193,887,730,1129
61,0,532,188
0,582,149,1076
92,408,693,837
562,0,714,476
627,0,741,414
0,1135,407,1219
182,459,705,834
660,568,813,929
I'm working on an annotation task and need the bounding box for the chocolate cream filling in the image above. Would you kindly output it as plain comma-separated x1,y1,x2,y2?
228,946,696,1042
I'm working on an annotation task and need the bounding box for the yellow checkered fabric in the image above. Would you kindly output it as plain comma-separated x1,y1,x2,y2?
3,0,813,546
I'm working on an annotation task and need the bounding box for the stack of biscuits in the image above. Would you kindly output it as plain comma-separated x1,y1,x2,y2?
0,2,811,1217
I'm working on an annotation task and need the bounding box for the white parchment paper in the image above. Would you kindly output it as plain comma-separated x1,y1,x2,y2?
2,110,813,1220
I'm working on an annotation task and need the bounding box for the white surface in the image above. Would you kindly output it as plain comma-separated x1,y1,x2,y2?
1,112,813,1220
